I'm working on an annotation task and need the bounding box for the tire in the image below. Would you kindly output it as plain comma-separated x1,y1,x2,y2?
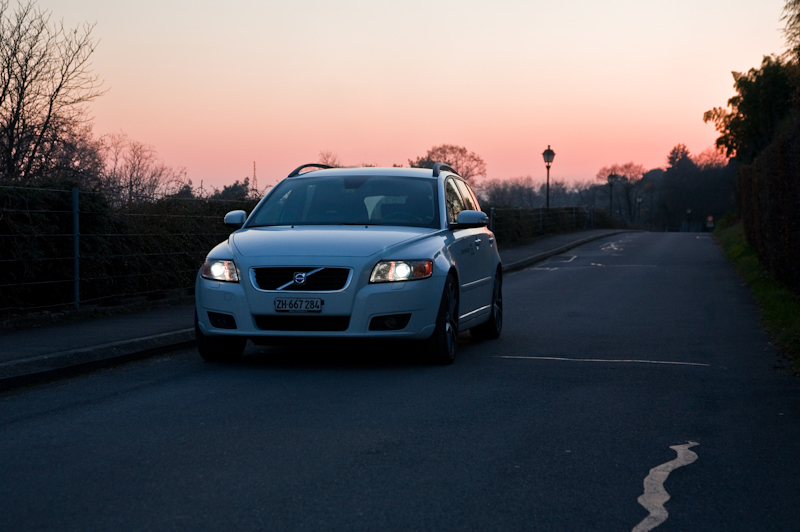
424,273,459,365
195,313,246,362
471,269,502,341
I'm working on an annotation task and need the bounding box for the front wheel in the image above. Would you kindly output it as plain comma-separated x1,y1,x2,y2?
195,313,247,362
424,273,459,365
471,269,502,340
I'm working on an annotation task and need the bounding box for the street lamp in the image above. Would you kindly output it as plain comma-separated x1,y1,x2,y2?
636,197,642,224
542,145,555,209
607,173,618,216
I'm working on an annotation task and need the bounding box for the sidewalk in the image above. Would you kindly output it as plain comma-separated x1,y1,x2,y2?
0,229,630,390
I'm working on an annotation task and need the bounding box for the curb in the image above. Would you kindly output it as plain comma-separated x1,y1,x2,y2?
0,328,195,392
501,230,634,273
1,294,195,332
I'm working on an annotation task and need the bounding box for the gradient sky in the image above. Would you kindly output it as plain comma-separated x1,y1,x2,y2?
41,0,786,188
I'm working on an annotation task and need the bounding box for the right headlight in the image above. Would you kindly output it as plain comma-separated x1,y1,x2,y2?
201,258,240,282
369,260,433,283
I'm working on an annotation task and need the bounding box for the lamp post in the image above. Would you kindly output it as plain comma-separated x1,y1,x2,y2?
607,173,618,216
636,197,642,224
542,145,555,209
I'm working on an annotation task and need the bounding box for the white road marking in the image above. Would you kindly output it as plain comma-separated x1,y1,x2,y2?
529,256,577,271
601,242,623,251
632,442,699,532
490,356,711,367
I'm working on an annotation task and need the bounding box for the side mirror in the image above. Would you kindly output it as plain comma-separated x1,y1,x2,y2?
224,210,247,229
449,210,488,231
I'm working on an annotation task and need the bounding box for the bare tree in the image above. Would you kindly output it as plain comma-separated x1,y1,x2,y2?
692,146,728,170
596,162,646,222
0,0,105,182
479,176,541,208
545,180,572,207
408,144,487,182
574,179,603,209
100,132,187,206
317,150,341,167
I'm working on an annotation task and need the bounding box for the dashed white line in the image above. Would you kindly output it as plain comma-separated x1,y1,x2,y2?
632,442,699,532
490,356,711,367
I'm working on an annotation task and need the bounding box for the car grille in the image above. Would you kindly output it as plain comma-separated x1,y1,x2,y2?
251,267,351,291
253,315,351,332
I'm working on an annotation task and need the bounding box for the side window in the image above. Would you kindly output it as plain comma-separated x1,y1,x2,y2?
455,179,477,211
464,181,481,212
445,178,466,223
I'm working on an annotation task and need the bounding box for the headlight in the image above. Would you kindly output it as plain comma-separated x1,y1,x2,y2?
370,260,433,283
201,259,240,282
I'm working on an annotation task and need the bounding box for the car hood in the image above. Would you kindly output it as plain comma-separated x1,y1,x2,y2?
231,226,438,258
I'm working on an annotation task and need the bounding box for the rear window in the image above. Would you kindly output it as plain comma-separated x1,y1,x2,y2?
247,175,440,229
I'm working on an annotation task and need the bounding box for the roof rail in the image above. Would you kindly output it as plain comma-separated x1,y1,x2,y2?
432,162,459,177
287,163,334,177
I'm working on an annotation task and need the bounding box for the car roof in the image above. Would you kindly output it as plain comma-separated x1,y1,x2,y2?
290,167,443,180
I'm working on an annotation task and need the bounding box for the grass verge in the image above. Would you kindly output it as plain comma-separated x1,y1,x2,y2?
715,220,800,372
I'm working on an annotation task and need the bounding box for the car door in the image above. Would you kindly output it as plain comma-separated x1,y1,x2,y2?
455,179,495,308
445,177,482,318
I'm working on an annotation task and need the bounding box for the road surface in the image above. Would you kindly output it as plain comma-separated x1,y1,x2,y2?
1,232,798,531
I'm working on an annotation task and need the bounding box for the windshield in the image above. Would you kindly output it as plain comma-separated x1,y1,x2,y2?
247,175,440,229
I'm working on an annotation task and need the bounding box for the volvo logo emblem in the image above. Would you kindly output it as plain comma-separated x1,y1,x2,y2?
293,272,307,285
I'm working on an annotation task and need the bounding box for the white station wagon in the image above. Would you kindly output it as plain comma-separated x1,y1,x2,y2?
195,163,502,364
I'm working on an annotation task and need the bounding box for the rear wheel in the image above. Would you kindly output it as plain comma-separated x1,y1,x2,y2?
195,313,246,362
471,269,502,340
424,273,459,365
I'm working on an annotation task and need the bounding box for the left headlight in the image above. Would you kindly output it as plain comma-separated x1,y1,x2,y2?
201,259,240,282
370,260,433,283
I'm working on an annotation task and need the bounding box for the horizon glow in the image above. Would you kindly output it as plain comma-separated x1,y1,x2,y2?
40,0,787,188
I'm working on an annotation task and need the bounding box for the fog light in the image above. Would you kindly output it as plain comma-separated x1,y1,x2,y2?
369,313,412,331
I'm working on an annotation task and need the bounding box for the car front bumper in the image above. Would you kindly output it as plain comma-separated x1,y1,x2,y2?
195,271,442,340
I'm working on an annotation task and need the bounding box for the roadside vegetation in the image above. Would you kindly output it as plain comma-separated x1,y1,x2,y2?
714,219,800,371
699,0,800,373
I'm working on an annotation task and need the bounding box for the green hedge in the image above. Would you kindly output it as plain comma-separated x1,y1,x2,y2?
738,121,800,295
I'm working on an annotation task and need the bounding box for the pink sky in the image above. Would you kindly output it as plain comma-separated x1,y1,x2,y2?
42,0,787,189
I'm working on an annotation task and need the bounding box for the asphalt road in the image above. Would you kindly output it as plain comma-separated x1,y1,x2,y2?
1,232,799,531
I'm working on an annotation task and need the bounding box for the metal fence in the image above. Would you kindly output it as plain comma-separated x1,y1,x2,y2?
1,186,614,318
488,206,597,244
0,185,257,317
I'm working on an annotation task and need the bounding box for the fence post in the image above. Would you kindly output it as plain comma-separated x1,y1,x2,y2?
72,187,80,309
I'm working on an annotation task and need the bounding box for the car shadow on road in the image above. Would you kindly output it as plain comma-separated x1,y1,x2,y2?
230,333,476,371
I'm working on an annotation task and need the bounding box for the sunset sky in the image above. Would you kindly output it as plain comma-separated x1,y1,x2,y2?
41,0,786,189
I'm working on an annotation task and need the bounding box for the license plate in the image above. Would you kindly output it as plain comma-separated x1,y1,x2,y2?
274,298,322,313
